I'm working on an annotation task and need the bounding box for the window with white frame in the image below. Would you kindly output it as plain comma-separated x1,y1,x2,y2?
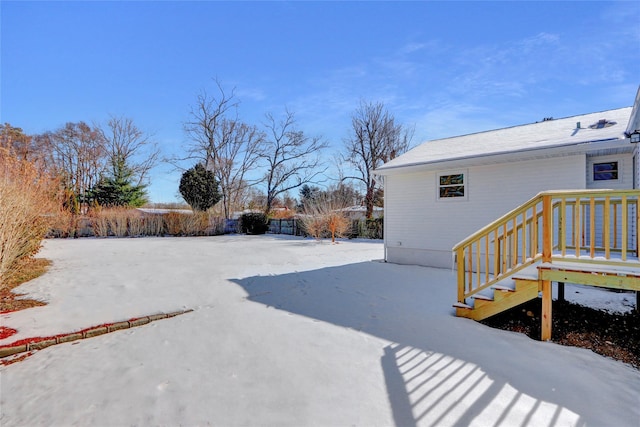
437,171,466,199
593,161,618,181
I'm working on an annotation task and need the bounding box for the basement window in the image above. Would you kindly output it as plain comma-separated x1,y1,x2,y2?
593,162,618,181
438,172,466,199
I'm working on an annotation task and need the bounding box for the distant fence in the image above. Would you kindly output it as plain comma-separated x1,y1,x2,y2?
268,219,304,236
205,218,383,239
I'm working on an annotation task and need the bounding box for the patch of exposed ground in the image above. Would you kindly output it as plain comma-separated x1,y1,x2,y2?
481,297,640,370
0,258,50,313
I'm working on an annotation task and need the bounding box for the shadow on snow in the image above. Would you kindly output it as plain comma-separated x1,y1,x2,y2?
228,261,621,426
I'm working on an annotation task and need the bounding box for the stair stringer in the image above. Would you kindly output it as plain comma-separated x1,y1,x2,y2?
455,266,541,321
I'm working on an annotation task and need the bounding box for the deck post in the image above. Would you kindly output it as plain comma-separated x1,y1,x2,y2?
541,195,553,341
542,195,552,263
541,279,552,341
456,248,465,304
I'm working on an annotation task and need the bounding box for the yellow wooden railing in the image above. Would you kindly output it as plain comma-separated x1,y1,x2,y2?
453,189,640,305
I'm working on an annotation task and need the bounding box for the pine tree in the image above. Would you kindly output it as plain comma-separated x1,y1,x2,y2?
89,156,148,207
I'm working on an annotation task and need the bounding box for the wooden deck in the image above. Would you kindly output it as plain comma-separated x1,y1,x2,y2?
453,190,640,340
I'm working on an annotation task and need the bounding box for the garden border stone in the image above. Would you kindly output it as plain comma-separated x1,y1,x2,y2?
0,309,193,362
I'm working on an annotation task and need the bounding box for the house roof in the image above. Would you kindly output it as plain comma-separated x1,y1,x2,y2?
376,106,633,175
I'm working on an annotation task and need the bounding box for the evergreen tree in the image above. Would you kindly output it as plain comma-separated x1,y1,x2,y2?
89,156,148,207
179,163,221,212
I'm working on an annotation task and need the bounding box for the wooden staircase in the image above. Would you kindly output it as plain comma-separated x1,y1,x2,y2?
455,269,539,321
452,190,640,340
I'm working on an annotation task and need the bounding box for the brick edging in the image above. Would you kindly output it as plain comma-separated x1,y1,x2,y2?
0,309,193,359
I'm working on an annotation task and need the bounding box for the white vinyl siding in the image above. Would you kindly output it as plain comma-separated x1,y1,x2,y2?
586,154,633,189
583,153,636,249
385,155,586,267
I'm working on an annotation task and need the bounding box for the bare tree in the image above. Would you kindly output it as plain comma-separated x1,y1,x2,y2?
343,100,413,218
183,80,264,218
209,118,264,218
183,80,238,164
42,122,108,207
98,116,159,187
1,124,54,171
0,123,31,161
261,109,328,214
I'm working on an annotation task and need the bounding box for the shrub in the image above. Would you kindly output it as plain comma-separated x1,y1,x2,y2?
90,207,135,237
128,215,146,237
109,208,130,237
298,193,351,243
181,211,210,236
326,211,351,243
0,151,59,286
179,163,221,212
143,214,165,236
91,212,110,237
164,212,186,236
299,214,326,240
239,212,269,235
163,211,209,236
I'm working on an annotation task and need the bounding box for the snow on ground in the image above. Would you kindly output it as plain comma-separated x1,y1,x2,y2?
0,235,638,426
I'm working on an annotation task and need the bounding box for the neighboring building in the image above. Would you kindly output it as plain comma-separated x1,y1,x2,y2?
375,88,640,268
338,205,383,220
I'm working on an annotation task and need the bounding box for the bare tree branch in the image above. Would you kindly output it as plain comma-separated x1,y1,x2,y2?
343,100,412,218
43,122,108,205
181,79,265,218
261,109,328,213
98,116,160,187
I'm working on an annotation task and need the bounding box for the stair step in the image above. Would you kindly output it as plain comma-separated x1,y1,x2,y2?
513,273,538,281
453,302,472,309
453,302,473,318
462,280,541,321
514,277,539,292
492,285,514,302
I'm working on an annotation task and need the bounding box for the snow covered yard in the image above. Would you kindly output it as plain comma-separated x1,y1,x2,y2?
0,235,639,426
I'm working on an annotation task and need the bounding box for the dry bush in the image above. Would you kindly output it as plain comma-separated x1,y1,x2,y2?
299,215,326,240
46,207,76,238
143,214,165,236
163,211,208,236
90,208,141,237
91,211,110,237
0,150,59,286
181,211,210,235
109,208,130,237
128,215,146,237
325,212,351,243
299,193,351,243
163,212,185,236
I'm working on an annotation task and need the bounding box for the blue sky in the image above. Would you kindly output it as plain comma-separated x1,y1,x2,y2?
2,1,639,203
